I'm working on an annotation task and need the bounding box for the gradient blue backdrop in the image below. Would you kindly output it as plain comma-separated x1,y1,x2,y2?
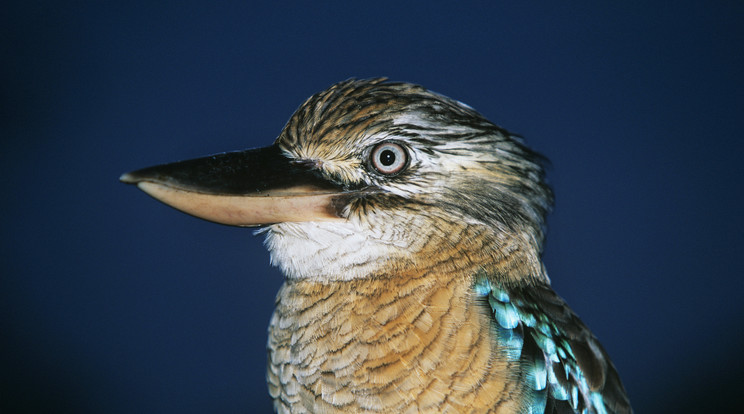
3,1,743,413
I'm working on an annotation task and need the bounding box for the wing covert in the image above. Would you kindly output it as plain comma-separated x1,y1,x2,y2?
474,276,632,414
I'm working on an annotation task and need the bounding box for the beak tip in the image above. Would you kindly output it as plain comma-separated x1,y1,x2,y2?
120,172,138,184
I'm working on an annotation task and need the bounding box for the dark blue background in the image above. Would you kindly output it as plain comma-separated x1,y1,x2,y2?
3,1,743,412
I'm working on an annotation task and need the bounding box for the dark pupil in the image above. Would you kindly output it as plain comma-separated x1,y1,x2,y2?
380,149,396,166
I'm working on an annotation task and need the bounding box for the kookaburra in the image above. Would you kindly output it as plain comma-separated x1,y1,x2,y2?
122,78,632,413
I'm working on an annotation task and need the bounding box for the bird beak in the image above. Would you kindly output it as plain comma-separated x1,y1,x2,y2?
120,144,349,226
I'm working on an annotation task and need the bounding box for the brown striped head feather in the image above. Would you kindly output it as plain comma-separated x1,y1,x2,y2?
263,78,553,284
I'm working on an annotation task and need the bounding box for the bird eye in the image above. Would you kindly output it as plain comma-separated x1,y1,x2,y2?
369,141,408,175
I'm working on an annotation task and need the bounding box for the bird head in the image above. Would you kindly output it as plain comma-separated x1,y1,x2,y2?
121,78,553,284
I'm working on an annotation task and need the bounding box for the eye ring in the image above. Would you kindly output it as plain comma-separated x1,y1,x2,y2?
369,141,409,175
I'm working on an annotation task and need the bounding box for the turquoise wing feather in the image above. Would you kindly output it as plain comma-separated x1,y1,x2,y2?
474,276,632,414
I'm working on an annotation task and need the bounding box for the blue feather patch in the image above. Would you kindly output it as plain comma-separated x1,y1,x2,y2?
473,275,617,413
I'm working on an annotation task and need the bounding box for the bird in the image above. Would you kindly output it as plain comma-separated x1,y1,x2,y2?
121,78,632,413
